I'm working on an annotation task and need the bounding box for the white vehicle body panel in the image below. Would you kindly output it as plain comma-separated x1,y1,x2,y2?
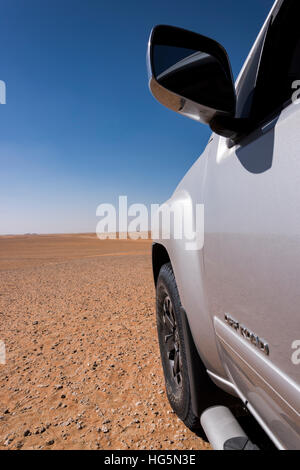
151,0,300,449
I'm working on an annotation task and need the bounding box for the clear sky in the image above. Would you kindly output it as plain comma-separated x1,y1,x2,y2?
0,0,275,234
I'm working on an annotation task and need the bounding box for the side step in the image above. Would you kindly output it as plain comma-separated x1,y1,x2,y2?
200,406,259,450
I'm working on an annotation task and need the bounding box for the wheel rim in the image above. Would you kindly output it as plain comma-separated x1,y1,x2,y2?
162,295,183,388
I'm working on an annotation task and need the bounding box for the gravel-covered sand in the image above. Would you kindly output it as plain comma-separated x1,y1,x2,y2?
0,234,209,450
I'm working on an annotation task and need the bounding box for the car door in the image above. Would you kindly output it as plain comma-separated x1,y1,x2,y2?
204,0,300,449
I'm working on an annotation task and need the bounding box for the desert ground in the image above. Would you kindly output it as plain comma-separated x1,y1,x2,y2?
0,234,209,450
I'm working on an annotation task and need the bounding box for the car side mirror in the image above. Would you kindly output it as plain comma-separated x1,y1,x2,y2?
147,25,240,138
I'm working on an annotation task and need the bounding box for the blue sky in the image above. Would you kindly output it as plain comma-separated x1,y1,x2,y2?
0,0,274,234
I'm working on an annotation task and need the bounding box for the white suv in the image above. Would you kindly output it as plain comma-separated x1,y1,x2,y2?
148,0,300,450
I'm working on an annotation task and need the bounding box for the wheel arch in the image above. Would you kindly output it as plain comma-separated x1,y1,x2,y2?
152,242,171,286
153,243,238,418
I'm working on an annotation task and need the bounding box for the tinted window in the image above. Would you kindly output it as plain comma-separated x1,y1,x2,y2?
251,0,300,122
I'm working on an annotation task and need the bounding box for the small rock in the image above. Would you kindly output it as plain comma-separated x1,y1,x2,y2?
35,426,46,435
4,438,13,446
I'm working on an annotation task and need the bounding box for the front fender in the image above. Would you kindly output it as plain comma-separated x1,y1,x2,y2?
152,164,229,380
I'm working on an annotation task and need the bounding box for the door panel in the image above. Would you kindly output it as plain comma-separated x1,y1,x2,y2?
204,103,300,448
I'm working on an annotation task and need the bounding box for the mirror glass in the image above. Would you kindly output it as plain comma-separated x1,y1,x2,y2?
153,45,197,77
152,44,234,113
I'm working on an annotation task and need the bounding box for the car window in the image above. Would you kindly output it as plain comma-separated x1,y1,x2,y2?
235,25,269,120
235,1,285,121
250,0,300,124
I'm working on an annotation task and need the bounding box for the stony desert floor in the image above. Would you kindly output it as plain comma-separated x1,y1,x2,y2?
0,234,209,450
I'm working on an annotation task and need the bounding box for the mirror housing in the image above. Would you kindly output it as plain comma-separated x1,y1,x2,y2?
147,25,239,137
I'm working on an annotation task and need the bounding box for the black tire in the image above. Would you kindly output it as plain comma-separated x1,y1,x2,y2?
156,262,199,430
